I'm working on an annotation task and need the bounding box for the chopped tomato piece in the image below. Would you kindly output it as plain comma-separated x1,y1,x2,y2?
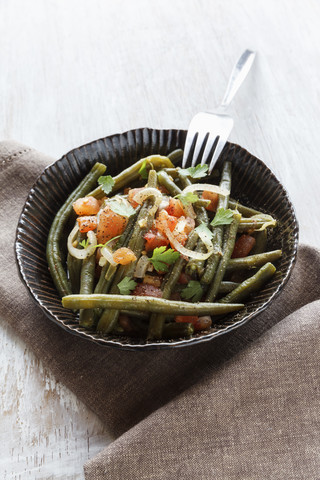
155,210,178,233
144,229,169,251
113,247,137,265
96,205,128,244
165,198,185,218
168,216,195,248
175,315,199,324
175,315,212,332
73,196,100,216
231,234,256,258
201,191,219,212
132,284,163,298
178,272,191,285
127,187,145,208
76,215,97,233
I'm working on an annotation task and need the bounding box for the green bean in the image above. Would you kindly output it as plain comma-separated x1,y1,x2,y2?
219,263,276,304
201,161,232,285
163,168,179,178
167,149,184,165
62,294,244,316
67,253,82,294
89,155,174,199
250,230,268,255
229,199,262,217
97,170,158,333
175,171,209,278
237,219,276,233
79,254,96,328
147,230,199,340
46,162,106,298
205,212,241,302
194,198,211,209
162,322,194,338
115,317,194,339
226,250,282,272
157,170,181,196
218,281,240,294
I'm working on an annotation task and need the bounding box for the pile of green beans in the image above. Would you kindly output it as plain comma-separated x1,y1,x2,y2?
47,155,282,342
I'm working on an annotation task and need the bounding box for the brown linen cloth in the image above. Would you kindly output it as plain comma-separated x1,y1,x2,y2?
1,140,320,479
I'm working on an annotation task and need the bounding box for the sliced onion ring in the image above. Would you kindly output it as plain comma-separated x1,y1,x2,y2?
250,214,277,231
134,255,151,279
164,227,214,261
100,245,117,267
67,226,97,259
133,187,162,216
182,183,230,197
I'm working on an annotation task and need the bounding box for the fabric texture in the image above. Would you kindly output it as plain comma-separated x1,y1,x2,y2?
1,140,320,479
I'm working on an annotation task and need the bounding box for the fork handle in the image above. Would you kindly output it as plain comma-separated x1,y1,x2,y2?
218,49,256,111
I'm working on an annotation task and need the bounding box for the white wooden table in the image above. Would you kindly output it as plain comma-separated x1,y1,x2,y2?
1,0,320,478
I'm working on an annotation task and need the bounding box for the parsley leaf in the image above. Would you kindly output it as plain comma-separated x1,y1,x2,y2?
175,191,199,205
194,222,213,239
98,175,115,195
117,276,137,295
181,280,203,302
138,159,148,179
179,164,208,179
79,238,89,249
210,208,234,228
150,246,180,272
108,197,136,217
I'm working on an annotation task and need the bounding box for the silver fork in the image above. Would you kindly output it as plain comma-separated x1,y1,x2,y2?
182,49,256,173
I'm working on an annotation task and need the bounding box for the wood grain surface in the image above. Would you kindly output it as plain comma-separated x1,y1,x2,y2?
1,0,320,478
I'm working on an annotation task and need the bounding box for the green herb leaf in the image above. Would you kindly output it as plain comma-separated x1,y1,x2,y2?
210,208,234,228
175,191,199,205
138,159,148,179
194,222,213,239
108,197,136,217
117,276,137,295
150,246,180,272
181,280,203,302
180,164,208,179
79,238,90,249
98,175,115,195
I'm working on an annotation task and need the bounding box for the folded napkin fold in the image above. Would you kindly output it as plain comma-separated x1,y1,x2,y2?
1,140,320,479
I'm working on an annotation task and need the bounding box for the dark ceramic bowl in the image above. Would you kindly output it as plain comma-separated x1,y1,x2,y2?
15,128,298,350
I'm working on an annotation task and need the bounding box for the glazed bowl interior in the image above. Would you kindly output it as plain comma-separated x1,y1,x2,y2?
15,128,298,350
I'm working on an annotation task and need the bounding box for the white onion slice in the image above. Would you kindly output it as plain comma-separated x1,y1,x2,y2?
133,187,162,216
158,196,170,211
164,227,214,261
182,183,230,197
134,255,151,278
67,226,97,259
99,256,108,267
250,214,277,231
100,245,117,266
